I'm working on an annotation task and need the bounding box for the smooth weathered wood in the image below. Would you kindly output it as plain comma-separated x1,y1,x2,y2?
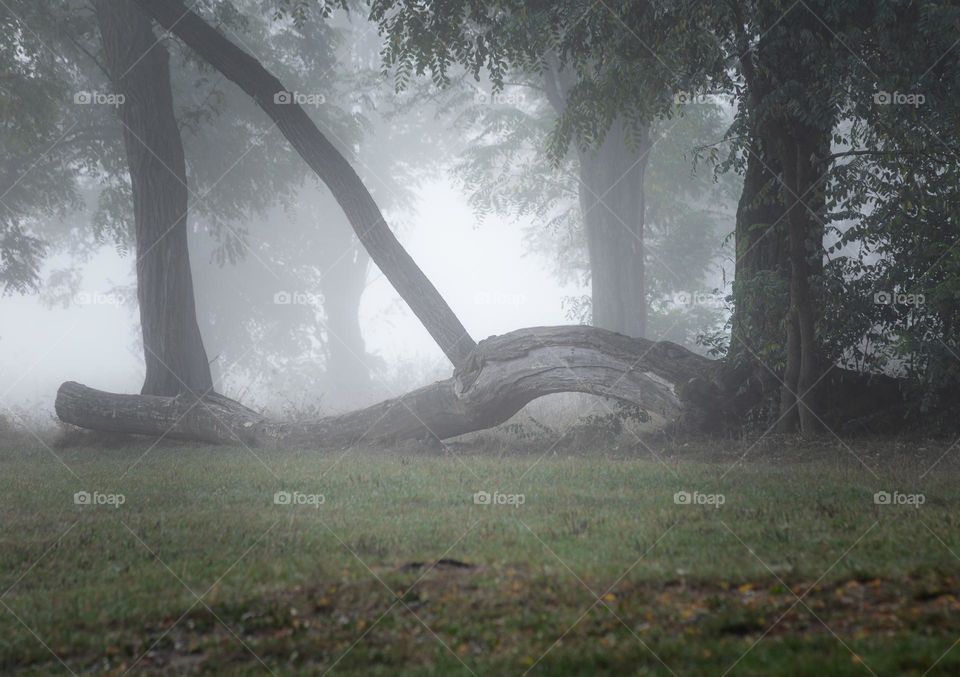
129,0,475,369
56,326,720,447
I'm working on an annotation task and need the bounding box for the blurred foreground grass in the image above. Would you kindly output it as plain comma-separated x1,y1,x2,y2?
1,437,959,674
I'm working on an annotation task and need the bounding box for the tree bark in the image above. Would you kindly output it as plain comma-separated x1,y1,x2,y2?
95,0,213,397
544,57,648,338
726,11,830,435
56,325,721,446
775,124,829,435
577,119,650,338
722,126,790,423
129,0,475,369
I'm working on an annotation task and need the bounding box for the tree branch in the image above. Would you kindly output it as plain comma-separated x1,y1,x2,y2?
130,0,477,368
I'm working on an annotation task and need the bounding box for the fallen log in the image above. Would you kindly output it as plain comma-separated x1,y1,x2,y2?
56,326,721,447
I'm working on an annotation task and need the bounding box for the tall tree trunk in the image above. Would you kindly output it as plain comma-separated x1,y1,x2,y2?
131,0,475,370
721,127,791,423
95,0,213,397
728,10,830,435
543,58,649,338
320,243,372,405
577,119,650,338
776,124,829,434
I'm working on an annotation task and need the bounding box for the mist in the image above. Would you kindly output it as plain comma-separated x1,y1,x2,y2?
3,1,958,674
0,176,590,413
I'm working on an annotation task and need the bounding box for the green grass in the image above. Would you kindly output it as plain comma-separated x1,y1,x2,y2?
1,438,959,674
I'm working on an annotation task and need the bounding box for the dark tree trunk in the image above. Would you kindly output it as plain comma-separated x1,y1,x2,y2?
721,126,790,424
725,12,831,436
130,0,475,369
95,0,213,397
776,124,829,434
577,119,650,338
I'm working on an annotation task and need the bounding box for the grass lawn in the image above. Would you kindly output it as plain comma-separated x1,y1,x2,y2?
1,436,959,675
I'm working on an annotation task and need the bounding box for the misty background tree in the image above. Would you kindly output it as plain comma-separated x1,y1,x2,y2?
2,0,959,443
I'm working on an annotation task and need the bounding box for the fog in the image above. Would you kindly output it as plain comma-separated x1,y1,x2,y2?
0,176,588,413
2,2,736,421
6,2,960,673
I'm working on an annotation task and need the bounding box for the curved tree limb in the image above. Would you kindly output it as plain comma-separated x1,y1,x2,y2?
56,326,722,447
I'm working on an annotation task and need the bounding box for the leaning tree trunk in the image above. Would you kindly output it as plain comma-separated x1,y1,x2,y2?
577,119,650,338
129,0,474,369
95,0,213,397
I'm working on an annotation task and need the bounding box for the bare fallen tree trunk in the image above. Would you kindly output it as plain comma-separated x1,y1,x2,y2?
56,326,723,447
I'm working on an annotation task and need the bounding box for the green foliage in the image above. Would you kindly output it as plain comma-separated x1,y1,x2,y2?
0,1,94,292
369,0,726,160
824,1,960,408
